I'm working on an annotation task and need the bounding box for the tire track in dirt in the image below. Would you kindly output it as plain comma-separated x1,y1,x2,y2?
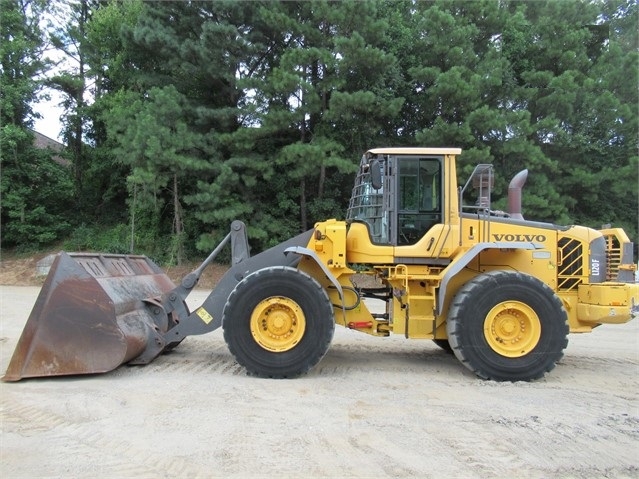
3,287,638,478
560,354,638,368
117,334,461,380
1,397,212,479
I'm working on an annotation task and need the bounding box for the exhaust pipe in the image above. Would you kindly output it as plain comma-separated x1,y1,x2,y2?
508,169,528,220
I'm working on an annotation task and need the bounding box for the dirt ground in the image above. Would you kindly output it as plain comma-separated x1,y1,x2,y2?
1,282,638,479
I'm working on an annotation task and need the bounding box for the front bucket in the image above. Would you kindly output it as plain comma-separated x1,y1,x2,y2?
3,252,176,381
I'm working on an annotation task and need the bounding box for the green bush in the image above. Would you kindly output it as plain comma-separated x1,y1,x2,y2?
63,223,130,253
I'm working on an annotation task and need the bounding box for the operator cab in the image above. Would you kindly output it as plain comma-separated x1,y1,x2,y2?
347,148,458,246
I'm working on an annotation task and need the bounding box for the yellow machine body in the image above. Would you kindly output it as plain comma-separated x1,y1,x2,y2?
300,218,638,340
296,148,637,348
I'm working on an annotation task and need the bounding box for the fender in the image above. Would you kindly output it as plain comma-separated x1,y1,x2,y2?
436,241,544,315
164,228,315,341
285,246,346,320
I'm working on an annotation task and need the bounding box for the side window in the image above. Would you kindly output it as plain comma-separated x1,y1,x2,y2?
419,159,440,211
399,159,419,210
398,158,442,245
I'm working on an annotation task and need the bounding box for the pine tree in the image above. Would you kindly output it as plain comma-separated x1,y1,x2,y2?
220,0,402,235
502,0,637,233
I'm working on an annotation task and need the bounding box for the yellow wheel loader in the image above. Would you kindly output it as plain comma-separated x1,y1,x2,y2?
4,148,638,382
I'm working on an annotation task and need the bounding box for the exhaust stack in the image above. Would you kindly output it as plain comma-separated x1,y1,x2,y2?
508,169,528,220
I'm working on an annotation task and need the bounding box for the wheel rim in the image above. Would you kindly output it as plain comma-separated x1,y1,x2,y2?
483,301,541,358
250,296,306,352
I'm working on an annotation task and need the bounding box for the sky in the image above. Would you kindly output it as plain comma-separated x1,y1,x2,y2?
33,88,65,142
32,3,68,143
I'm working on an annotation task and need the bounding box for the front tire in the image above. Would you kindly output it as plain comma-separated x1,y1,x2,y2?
223,267,334,378
446,271,568,381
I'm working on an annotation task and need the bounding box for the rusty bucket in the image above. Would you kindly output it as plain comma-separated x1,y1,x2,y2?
3,252,176,381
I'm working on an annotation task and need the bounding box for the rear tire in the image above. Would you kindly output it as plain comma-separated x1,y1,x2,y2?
446,271,568,381
223,267,334,378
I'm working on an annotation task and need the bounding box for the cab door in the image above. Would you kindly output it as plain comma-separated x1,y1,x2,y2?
395,156,443,246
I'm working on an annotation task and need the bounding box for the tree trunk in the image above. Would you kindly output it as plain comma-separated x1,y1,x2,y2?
300,178,307,232
318,165,325,199
130,184,136,253
72,0,88,208
172,174,184,265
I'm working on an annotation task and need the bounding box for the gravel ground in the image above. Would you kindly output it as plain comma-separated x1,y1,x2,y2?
1,285,638,478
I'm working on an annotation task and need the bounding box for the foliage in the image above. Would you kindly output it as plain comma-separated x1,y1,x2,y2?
0,134,73,246
62,221,179,264
1,0,74,249
9,0,638,260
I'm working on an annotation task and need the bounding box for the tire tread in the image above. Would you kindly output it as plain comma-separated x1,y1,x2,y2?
446,271,569,381
223,266,334,378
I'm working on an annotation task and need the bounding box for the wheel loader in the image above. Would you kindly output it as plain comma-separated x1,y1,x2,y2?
4,147,638,382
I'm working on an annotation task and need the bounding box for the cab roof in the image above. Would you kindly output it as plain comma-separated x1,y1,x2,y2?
367,147,462,156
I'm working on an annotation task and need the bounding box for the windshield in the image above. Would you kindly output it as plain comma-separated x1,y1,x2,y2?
346,155,388,244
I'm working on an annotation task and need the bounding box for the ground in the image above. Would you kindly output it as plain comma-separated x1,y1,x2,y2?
0,255,638,478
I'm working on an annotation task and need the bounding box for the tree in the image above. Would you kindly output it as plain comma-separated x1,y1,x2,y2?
89,1,251,260
25,0,635,260
502,0,638,234
548,0,638,239
0,0,73,249
219,0,402,235
390,1,561,219
104,86,212,263
45,0,94,209
386,0,637,233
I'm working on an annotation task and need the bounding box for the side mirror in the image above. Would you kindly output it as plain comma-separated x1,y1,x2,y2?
370,159,383,190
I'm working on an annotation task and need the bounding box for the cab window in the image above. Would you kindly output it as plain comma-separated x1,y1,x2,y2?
398,157,441,245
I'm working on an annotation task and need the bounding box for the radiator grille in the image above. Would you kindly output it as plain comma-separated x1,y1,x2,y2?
557,237,584,290
602,232,622,281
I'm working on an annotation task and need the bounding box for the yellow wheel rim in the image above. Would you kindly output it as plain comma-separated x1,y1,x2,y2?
483,301,541,358
250,296,306,352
